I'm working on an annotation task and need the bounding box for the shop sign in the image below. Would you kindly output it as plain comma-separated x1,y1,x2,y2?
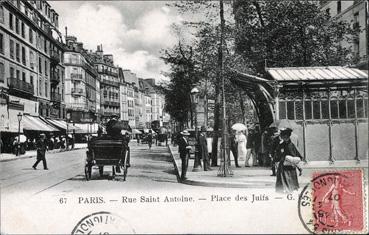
8,102,24,110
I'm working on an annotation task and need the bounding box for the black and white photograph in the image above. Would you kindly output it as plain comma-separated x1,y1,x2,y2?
0,0,368,234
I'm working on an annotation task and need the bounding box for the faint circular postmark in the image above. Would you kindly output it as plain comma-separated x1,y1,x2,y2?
72,211,136,235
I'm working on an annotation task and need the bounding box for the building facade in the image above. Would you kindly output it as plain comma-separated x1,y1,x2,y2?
64,35,98,124
0,0,64,135
320,0,368,69
89,45,120,123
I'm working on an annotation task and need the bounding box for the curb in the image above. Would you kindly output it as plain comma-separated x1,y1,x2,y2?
181,179,276,188
168,144,278,188
0,147,87,163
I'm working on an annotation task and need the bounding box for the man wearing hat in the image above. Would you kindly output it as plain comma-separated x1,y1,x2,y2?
32,133,48,170
199,126,212,171
178,130,191,181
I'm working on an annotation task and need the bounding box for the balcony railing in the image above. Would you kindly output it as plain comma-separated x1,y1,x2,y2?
71,88,85,96
8,78,34,96
67,103,87,111
101,78,119,87
102,99,120,107
71,73,83,80
98,69,118,77
51,92,61,102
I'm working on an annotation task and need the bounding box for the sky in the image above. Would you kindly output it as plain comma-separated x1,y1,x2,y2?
50,1,185,82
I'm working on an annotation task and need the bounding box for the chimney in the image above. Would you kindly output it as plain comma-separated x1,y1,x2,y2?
97,45,103,58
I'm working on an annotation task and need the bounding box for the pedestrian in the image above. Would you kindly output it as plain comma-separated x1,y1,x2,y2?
97,126,103,137
254,125,261,166
147,130,153,150
137,134,140,145
199,126,212,171
32,133,48,170
230,130,240,167
275,128,302,193
235,130,247,166
0,137,3,154
245,127,256,167
269,129,280,176
71,134,75,149
49,136,54,150
12,137,17,155
178,130,191,181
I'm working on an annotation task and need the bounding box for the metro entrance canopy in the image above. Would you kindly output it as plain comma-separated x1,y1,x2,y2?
230,66,368,162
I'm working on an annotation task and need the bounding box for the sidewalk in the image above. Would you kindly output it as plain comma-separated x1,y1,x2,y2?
0,143,87,163
168,144,368,188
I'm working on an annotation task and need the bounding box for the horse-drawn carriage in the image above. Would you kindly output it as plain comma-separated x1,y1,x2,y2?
85,119,130,181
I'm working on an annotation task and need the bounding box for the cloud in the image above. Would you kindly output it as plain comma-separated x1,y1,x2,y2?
51,2,180,81
114,49,170,80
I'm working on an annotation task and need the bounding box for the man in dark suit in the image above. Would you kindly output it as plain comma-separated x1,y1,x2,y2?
32,133,48,170
178,130,191,181
229,131,240,167
199,126,212,171
147,130,153,149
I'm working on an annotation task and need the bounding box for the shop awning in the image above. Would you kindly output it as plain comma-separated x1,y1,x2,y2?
73,123,99,134
23,115,59,132
44,118,80,131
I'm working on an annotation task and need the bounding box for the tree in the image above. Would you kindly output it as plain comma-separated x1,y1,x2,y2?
159,43,200,129
233,0,358,75
164,1,251,166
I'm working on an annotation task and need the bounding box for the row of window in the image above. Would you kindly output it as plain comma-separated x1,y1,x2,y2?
0,31,51,76
96,64,118,75
279,97,368,121
0,59,52,98
1,5,62,60
102,90,119,100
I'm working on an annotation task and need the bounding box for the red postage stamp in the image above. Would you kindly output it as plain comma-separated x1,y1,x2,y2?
311,170,364,233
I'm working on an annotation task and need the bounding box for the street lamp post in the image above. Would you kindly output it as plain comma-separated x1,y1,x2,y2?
16,112,22,156
217,0,232,177
191,87,202,172
66,112,70,150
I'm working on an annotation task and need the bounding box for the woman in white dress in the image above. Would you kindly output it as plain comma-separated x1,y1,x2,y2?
235,130,247,163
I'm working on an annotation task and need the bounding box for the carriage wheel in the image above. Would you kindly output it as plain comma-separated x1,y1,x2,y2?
99,166,104,177
123,151,129,181
85,164,92,181
112,166,116,179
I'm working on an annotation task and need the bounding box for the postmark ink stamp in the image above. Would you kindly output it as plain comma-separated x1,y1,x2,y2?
298,170,366,234
71,211,136,234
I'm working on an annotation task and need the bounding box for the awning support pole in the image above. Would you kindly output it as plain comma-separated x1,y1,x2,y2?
328,88,333,163
302,89,307,162
354,89,359,162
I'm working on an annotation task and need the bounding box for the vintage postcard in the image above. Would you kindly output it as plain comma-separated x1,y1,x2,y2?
0,0,368,234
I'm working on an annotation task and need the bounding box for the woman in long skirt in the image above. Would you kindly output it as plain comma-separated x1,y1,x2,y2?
235,130,247,164
275,129,302,193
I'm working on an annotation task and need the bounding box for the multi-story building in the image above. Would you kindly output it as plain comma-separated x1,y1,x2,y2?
0,0,64,136
122,69,139,128
119,67,128,122
142,78,167,127
320,0,368,69
64,35,98,124
89,45,120,123
138,78,151,129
